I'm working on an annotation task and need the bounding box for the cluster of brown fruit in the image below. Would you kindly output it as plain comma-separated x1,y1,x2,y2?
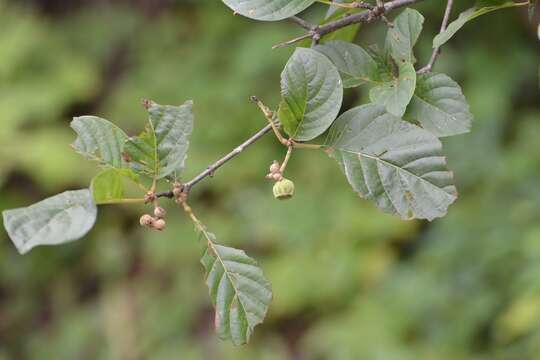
139,206,167,231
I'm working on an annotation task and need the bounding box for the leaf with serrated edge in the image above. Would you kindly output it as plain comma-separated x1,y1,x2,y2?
278,48,343,141
200,229,272,345
369,61,416,117
405,73,472,137
71,116,129,168
222,0,315,21
386,8,424,64
326,103,457,221
125,100,193,179
314,40,378,88
2,190,97,254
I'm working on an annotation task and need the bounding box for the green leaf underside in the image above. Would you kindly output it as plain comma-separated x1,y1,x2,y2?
433,2,525,48
386,8,424,64
278,48,343,141
200,230,272,345
221,0,315,21
2,190,97,254
326,104,457,221
405,73,473,137
125,100,194,180
314,40,378,88
71,116,129,168
369,61,416,117
91,168,139,204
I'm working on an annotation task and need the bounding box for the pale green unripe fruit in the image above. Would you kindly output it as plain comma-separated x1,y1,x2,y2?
273,178,295,200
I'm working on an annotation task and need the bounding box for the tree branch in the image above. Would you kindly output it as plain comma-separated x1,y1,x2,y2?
418,0,454,74
156,120,277,199
279,0,424,48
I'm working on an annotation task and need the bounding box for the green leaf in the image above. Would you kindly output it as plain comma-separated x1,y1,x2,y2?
2,190,97,254
314,40,378,88
125,100,194,179
386,8,424,64
326,104,457,221
433,2,525,48
71,116,129,168
278,48,343,141
91,168,140,204
369,61,416,117
221,0,315,21
200,229,272,345
405,72,473,137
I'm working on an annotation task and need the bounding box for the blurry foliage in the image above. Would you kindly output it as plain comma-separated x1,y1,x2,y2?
0,0,539,358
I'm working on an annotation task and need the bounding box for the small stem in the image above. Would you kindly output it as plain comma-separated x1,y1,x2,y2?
272,32,314,49
250,96,288,145
291,141,324,150
418,0,453,74
288,16,316,30
98,198,146,205
279,145,293,174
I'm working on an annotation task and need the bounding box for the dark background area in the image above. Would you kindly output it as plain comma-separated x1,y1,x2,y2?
0,0,539,359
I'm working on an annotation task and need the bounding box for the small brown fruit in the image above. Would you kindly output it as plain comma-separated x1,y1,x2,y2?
139,214,154,227
153,218,166,231
154,206,166,219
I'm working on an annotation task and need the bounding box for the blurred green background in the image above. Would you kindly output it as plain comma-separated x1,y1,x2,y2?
0,0,539,359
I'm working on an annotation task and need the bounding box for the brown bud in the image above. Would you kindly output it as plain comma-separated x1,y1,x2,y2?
139,214,154,227
154,206,166,219
269,161,280,174
172,183,183,197
153,218,166,231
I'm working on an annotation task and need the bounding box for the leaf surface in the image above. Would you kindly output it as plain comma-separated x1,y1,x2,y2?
369,61,416,117
222,0,315,21
200,229,272,345
405,72,473,137
278,48,343,141
125,100,193,179
2,190,97,254
327,104,457,220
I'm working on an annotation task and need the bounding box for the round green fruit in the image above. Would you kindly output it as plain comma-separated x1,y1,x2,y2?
273,178,295,200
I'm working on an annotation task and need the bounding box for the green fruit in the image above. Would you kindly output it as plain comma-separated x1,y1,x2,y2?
273,178,295,200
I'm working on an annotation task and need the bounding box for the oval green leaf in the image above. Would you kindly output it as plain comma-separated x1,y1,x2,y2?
327,104,457,221
222,0,315,21
2,190,97,254
386,8,424,64
278,48,343,141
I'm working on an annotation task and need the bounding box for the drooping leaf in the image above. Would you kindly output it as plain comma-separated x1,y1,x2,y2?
386,8,424,64
71,116,129,168
278,48,343,141
433,2,526,48
125,100,194,179
2,190,97,254
200,229,272,345
369,61,416,117
314,40,378,88
326,104,457,221
405,72,473,137
91,168,140,204
221,0,315,21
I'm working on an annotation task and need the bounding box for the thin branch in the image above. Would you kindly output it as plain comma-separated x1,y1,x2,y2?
288,16,316,30
277,0,422,48
418,0,454,74
156,120,276,200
